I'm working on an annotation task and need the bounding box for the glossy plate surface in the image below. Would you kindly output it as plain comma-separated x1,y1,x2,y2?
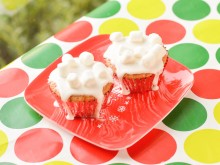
25,35,194,150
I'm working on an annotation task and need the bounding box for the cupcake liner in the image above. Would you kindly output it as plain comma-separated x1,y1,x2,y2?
122,75,156,93
66,100,97,118
50,87,114,119
122,57,169,93
51,91,98,118
106,56,169,94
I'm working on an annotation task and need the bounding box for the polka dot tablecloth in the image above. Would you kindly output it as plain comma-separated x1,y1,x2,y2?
0,0,220,164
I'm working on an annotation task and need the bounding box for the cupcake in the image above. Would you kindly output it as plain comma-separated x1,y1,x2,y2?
104,31,168,95
48,52,114,120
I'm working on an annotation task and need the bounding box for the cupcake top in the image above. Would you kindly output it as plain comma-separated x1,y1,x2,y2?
48,52,113,102
104,31,167,78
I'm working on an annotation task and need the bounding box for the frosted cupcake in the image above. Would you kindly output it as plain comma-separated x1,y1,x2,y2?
104,31,168,95
48,52,114,120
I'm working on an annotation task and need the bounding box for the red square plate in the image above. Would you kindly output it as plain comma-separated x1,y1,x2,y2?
24,35,194,150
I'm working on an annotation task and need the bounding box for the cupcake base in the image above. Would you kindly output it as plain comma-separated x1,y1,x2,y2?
122,74,159,93
109,56,169,94
105,55,168,94
49,82,113,120
53,92,98,119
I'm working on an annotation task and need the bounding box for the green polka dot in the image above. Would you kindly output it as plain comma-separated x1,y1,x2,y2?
0,163,16,165
0,97,42,129
163,98,207,131
99,18,139,36
1,0,28,10
21,43,63,69
166,162,191,165
172,0,210,20
168,43,209,69
217,3,220,14
216,48,220,64
109,164,129,165
87,1,120,18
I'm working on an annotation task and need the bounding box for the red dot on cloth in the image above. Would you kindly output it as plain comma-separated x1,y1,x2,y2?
15,128,63,163
146,20,186,44
191,69,220,99
0,68,29,97
70,137,118,164
127,129,177,164
54,21,93,42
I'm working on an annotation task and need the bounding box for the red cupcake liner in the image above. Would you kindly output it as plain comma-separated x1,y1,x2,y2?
67,100,97,118
52,91,98,118
50,88,113,119
122,75,156,93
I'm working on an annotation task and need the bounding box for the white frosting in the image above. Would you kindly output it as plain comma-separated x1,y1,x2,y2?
81,70,96,88
110,32,124,42
104,31,167,94
49,52,113,119
148,33,163,45
93,62,109,78
129,31,145,43
67,73,81,89
79,52,94,66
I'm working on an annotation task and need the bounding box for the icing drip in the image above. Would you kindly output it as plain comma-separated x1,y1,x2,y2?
65,107,75,120
118,77,130,95
152,70,162,91
53,101,59,107
104,31,167,94
49,52,113,119
94,94,104,118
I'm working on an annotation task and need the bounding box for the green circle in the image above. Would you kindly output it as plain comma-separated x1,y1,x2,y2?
168,43,209,69
217,3,220,14
166,162,191,165
21,43,63,69
0,163,16,165
0,97,42,129
163,98,207,131
109,164,129,165
87,1,121,18
172,0,210,20
216,48,220,64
